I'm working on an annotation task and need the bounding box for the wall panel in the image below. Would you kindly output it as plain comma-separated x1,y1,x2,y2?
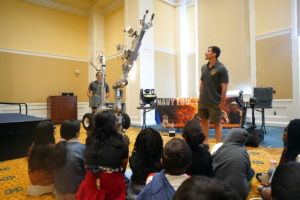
198,0,251,91
0,52,88,103
256,34,292,99
0,0,88,58
154,51,177,98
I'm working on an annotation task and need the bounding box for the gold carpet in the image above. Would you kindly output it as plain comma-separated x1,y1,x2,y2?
0,125,282,200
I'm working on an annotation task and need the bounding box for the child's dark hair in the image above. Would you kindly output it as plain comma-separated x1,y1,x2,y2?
84,110,124,165
52,120,81,168
60,120,80,140
286,119,300,161
271,162,300,200
131,128,163,172
182,120,205,147
28,121,55,171
173,176,241,200
162,138,192,175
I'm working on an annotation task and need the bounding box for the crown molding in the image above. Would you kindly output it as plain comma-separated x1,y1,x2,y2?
154,47,177,55
0,48,88,62
88,6,104,16
256,28,291,40
160,0,194,7
24,0,88,17
104,0,124,15
160,0,178,7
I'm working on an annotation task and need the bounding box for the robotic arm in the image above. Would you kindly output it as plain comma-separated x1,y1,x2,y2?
113,10,154,90
113,10,154,112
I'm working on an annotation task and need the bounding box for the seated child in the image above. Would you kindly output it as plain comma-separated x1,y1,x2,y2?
182,120,213,176
136,138,192,200
52,120,85,200
76,110,129,200
270,162,300,200
27,121,56,197
212,128,254,200
173,176,241,200
259,119,300,199
127,128,163,200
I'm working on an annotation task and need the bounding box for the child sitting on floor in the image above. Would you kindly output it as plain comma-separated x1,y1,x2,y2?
182,120,213,177
76,110,129,200
136,138,192,200
27,121,56,197
212,128,254,200
52,120,85,200
173,176,241,200
126,127,163,200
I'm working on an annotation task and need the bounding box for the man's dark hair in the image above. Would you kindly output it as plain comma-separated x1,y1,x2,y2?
271,162,300,200
162,138,192,175
182,120,205,147
173,176,241,200
60,120,81,140
209,46,221,58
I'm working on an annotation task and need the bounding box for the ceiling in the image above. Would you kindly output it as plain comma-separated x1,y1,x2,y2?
51,0,115,11
24,0,124,16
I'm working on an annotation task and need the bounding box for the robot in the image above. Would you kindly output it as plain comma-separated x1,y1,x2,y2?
82,10,154,133
234,88,273,147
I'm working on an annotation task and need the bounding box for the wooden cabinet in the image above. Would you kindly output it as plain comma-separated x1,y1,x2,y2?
47,96,77,123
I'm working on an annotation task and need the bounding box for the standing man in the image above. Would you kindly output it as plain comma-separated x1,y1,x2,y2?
87,71,110,98
198,46,229,144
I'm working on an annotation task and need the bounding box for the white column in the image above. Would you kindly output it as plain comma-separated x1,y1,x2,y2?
124,0,156,126
290,0,300,118
176,3,188,98
88,8,105,83
249,0,256,88
195,0,199,97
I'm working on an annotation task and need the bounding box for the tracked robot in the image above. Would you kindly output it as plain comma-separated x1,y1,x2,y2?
234,87,273,147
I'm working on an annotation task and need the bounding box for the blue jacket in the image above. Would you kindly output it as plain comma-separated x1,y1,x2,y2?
53,141,85,193
136,170,175,200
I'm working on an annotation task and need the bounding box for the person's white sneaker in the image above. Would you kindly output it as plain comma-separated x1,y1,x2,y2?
26,184,54,197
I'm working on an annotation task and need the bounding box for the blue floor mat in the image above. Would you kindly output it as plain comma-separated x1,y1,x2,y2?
133,124,284,148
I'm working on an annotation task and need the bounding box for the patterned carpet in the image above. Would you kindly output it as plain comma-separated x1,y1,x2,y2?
0,125,282,200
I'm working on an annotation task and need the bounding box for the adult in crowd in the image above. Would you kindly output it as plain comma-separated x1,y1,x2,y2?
87,71,109,98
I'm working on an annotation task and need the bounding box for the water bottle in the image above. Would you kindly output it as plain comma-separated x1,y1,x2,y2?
169,122,175,137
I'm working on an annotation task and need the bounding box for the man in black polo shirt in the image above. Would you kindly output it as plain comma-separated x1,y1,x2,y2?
199,46,229,144
87,71,110,98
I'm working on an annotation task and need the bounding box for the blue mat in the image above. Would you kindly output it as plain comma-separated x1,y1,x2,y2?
132,124,284,148
0,113,47,124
